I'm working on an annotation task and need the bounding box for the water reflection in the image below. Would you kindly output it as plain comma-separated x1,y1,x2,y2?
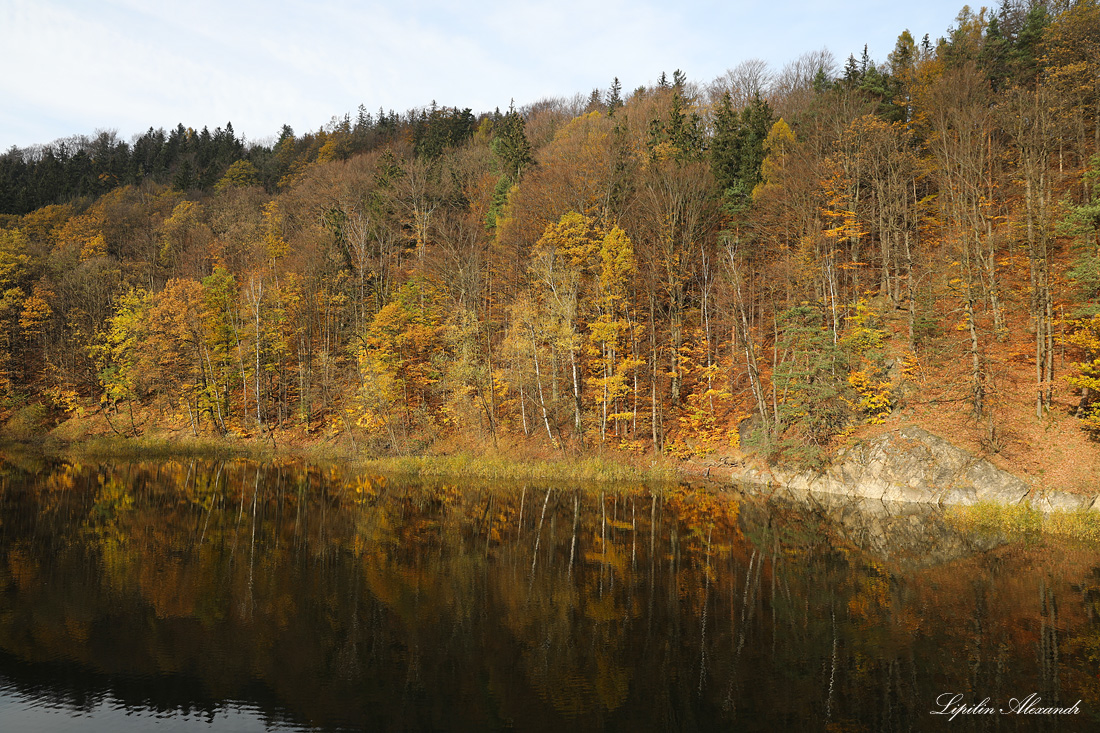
0,456,1096,731
0,681,299,733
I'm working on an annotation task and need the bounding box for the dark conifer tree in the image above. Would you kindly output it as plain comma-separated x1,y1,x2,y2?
711,93,773,209
492,105,533,182
608,77,623,115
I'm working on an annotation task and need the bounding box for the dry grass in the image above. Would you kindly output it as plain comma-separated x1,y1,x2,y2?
948,501,1100,542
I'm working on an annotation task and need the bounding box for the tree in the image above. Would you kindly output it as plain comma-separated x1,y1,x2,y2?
770,303,851,467
90,288,151,435
589,225,637,442
413,105,477,160
145,279,209,432
711,93,774,209
215,160,260,191
1039,0,1100,177
528,212,599,438
487,105,533,229
1064,155,1100,424
607,78,623,115
915,61,1005,422
709,59,772,110
0,228,33,392
630,102,717,446
352,280,443,450
200,267,241,428
1004,84,1058,416
491,105,533,183
494,110,623,300
647,90,704,164
158,200,213,278
888,30,917,76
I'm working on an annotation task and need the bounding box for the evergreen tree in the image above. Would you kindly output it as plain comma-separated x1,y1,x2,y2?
710,93,774,209
843,54,860,86
770,304,852,466
607,77,623,116
487,105,533,228
491,105,533,182
711,92,740,193
648,90,703,163
1010,4,1049,86
980,15,1012,90
413,106,476,159
172,158,195,191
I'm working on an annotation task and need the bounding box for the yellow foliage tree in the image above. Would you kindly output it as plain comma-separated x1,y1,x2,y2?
351,280,442,450
1067,315,1100,434
753,118,796,200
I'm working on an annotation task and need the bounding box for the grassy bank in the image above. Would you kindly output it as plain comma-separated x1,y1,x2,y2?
3,430,680,486
54,435,270,460
948,501,1100,543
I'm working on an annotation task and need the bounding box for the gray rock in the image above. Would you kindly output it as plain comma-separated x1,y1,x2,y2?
1033,492,1092,513
730,425,1091,513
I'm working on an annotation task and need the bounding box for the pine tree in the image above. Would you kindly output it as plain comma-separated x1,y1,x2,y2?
710,92,740,194
607,77,623,116
586,89,602,112
491,104,533,183
843,54,860,86
487,104,533,228
710,93,773,208
979,15,1012,90
1010,4,1049,86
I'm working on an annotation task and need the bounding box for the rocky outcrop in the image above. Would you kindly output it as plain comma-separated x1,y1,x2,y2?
732,426,1097,512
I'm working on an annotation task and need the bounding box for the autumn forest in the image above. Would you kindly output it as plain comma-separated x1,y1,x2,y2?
2,2,1100,476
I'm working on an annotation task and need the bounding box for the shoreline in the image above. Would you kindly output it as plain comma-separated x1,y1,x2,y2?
0,433,681,486
686,425,1100,516
5,425,1099,520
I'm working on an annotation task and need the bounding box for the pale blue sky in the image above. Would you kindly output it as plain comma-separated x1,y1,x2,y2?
2,0,977,150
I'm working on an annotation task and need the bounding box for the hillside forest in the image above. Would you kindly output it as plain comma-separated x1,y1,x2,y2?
2,2,1100,474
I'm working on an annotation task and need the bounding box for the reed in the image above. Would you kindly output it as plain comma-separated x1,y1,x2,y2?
948,501,1100,542
56,435,270,461
14,433,680,487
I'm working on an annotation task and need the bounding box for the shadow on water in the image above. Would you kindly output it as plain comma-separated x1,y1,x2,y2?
0,455,1097,731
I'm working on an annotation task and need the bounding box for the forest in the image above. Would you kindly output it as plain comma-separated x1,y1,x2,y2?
1,1,1099,478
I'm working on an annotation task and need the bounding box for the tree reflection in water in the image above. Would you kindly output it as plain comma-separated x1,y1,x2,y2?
0,457,1097,731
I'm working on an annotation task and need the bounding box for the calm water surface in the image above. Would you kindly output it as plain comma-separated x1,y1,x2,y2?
0,455,1097,731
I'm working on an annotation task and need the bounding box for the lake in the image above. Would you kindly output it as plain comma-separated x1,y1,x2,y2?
0,455,1097,731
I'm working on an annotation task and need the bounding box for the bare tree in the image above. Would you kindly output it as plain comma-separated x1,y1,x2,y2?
708,59,773,109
